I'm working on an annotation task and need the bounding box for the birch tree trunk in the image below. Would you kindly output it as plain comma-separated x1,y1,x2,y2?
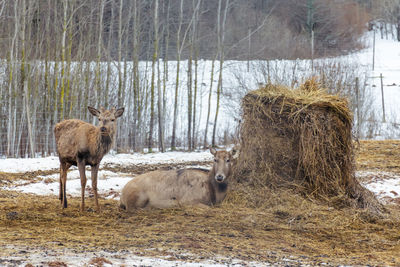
187,42,193,151
105,0,114,109
203,56,216,149
148,0,159,153
24,80,34,157
191,0,201,149
117,0,124,108
59,0,68,121
131,0,140,151
212,0,229,147
155,0,165,152
96,0,105,106
171,0,184,151
7,0,20,156
162,0,170,150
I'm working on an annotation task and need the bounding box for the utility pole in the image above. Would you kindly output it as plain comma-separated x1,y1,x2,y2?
311,29,314,72
355,77,360,138
380,73,386,123
372,25,376,71
247,27,251,72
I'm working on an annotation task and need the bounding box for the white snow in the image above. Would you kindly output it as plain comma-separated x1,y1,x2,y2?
358,171,400,203
356,32,400,136
0,150,213,200
2,246,270,267
0,156,60,172
0,150,213,173
7,170,132,200
102,150,213,167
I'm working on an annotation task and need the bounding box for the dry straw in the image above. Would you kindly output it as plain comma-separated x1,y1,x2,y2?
233,78,384,214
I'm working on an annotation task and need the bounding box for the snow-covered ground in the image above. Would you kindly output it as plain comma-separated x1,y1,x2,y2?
2,246,270,267
354,32,400,138
358,170,400,204
1,150,399,205
0,150,214,201
0,150,213,173
1,149,399,266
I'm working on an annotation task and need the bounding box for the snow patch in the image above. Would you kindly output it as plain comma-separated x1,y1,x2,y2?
1,246,269,267
357,171,400,203
0,150,213,173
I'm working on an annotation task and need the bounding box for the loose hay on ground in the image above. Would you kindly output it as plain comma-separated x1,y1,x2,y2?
356,140,400,173
1,185,400,266
2,137,400,265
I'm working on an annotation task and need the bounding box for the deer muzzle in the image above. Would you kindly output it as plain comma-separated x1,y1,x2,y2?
215,174,225,183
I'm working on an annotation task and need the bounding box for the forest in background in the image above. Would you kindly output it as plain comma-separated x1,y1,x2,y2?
0,0,399,158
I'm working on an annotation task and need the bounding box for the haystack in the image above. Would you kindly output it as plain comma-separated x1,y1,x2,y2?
234,79,384,214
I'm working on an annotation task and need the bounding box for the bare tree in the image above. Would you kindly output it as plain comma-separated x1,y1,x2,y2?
148,0,158,153
95,0,105,106
191,0,201,150
171,0,184,151
212,0,230,147
131,0,141,151
171,0,200,150
155,0,165,152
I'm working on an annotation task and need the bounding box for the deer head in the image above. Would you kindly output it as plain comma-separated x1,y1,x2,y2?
210,146,239,183
88,106,124,137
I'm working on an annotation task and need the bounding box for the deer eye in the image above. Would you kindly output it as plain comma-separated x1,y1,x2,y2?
226,159,230,163
111,119,115,122
214,159,217,162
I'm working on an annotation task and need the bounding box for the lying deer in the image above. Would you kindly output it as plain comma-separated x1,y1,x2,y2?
54,106,124,211
120,147,238,211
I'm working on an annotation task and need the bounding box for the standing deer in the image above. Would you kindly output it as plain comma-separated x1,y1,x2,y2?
54,106,124,211
120,147,239,212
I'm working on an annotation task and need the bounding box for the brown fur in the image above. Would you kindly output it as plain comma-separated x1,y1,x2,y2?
54,106,124,211
120,147,238,212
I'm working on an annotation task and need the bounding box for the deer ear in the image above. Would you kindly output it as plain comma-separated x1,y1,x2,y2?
209,147,217,156
230,145,240,159
115,107,125,118
88,106,100,117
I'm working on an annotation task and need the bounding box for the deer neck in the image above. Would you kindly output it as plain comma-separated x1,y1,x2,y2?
208,168,228,205
96,128,114,156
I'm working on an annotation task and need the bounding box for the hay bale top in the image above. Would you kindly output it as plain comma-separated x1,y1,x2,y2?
247,79,352,123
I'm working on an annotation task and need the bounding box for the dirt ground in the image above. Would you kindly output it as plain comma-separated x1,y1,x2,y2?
1,140,400,266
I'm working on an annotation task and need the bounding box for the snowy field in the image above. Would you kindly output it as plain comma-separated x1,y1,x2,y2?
1,149,399,205
1,246,268,267
0,150,213,173
2,149,399,266
0,150,213,201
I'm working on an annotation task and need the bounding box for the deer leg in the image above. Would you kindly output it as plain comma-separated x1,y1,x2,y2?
59,165,63,203
60,162,71,209
77,159,87,212
91,164,100,211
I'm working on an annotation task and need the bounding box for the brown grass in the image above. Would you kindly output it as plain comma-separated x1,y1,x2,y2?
47,261,68,267
2,101,400,265
1,157,400,266
356,140,400,174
